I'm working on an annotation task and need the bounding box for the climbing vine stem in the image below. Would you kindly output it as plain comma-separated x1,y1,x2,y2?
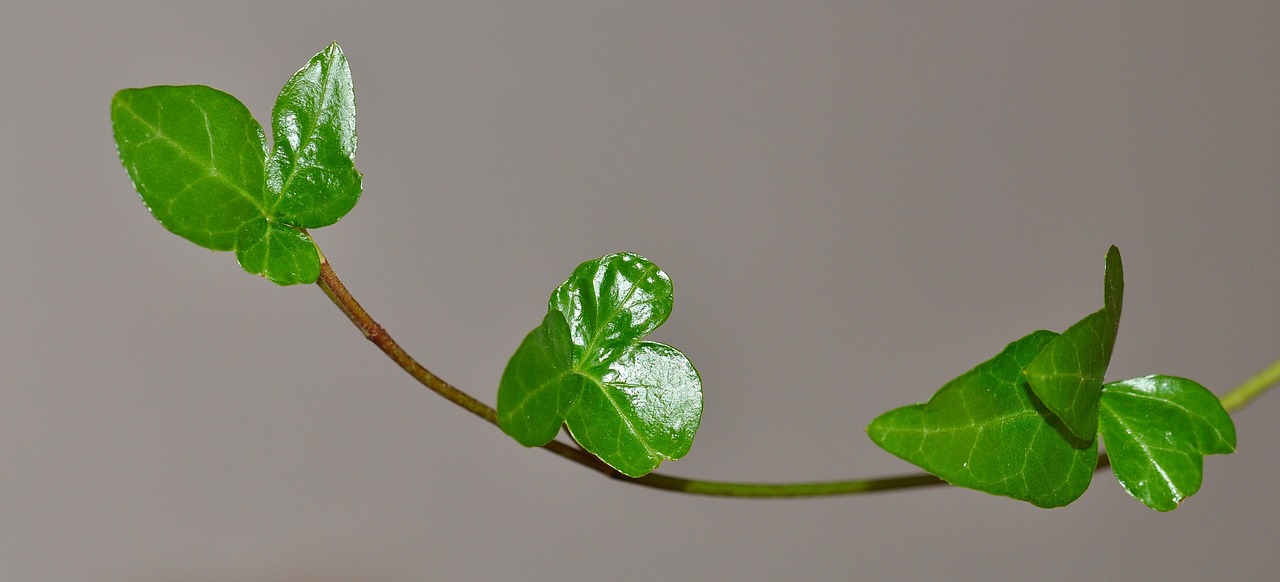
314,250,1275,498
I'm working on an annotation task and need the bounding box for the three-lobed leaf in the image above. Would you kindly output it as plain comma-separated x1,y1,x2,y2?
111,43,360,285
498,253,702,477
1099,375,1236,511
1023,245,1123,439
867,331,1099,508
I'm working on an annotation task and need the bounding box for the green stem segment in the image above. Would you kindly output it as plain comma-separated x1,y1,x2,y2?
316,256,498,425
1219,356,1280,414
314,254,1277,498
316,257,618,476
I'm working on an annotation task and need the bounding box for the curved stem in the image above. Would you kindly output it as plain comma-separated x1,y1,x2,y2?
315,255,940,496
315,257,624,475
626,472,946,497
1219,356,1280,413
316,256,498,425
314,254,1279,498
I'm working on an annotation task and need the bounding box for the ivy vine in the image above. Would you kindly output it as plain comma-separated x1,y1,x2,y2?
111,43,1267,511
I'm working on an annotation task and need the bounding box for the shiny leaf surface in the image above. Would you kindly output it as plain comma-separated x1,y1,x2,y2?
268,43,362,227
1099,375,1236,511
868,331,1099,508
111,44,361,285
498,253,702,477
1023,245,1124,439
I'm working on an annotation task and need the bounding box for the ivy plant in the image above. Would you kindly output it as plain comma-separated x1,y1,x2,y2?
111,43,360,285
111,43,1272,512
867,247,1236,509
497,252,702,477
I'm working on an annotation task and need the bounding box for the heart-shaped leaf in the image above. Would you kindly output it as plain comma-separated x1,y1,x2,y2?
1099,375,1236,511
234,217,321,286
498,253,702,477
867,331,1099,508
111,43,360,285
1023,245,1124,439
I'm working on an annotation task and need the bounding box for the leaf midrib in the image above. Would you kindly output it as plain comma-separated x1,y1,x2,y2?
582,372,660,458
503,369,575,422
572,262,659,372
271,58,341,212
1101,399,1183,499
1104,387,1232,449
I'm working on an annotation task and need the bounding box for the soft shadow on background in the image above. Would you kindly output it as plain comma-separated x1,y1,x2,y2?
3,2,1278,580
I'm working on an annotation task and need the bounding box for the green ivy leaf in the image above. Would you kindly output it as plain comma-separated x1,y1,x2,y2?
867,331,1099,508
1023,245,1124,439
111,43,361,285
267,43,362,227
498,253,703,478
1099,375,1236,511
111,85,269,251
233,217,321,286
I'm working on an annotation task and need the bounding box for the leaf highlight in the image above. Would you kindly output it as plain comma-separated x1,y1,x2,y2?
268,43,362,227
1099,375,1236,511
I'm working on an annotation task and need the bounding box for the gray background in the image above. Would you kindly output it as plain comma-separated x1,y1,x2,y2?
3,1,1278,580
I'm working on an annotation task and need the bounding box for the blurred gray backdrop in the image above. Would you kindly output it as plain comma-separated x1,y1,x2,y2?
3,2,1278,580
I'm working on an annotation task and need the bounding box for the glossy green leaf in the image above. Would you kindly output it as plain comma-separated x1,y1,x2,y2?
1023,245,1124,439
867,331,1099,508
111,85,268,251
498,311,583,445
549,250,673,368
267,43,362,227
498,253,702,477
1099,375,1236,511
234,217,321,285
111,43,362,285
